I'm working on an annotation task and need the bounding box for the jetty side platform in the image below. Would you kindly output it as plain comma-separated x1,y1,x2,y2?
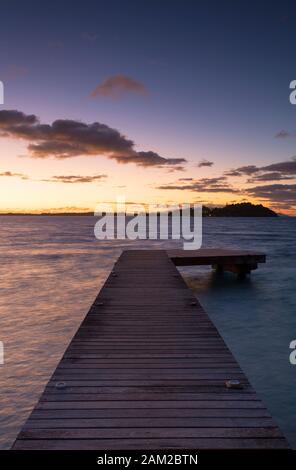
168,248,266,277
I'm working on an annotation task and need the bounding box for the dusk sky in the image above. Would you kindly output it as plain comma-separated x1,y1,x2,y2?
1,0,296,213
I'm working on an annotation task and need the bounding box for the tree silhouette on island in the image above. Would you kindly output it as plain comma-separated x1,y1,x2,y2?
201,202,277,217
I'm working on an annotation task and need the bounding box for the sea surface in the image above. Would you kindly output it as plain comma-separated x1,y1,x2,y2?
0,215,295,448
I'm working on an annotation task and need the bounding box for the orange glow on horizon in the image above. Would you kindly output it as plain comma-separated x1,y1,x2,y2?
0,137,295,216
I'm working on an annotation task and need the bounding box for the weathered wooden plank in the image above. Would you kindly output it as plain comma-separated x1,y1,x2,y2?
50,374,247,382
35,400,267,410
22,417,277,429
19,427,280,439
63,353,237,359
46,380,246,388
57,363,240,369
13,438,288,450
51,370,246,378
39,392,257,402
29,408,272,419
60,358,238,363
44,387,251,395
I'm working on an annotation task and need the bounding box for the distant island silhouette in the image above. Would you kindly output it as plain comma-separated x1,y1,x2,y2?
201,202,277,217
0,203,278,217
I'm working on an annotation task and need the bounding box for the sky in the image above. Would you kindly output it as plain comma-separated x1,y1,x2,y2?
1,0,296,214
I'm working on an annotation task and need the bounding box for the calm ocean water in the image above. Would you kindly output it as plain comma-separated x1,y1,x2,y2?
0,215,295,448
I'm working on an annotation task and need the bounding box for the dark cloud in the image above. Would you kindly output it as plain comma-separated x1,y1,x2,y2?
0,170,107,184
0,110,37,129
197,159,214,167
261,158,296,174
275,130,291,138
111,151,186,169
223,158,296,208
197,177,229,186
225,165,259,177
91,75,148,99
247,172,295,182
245,183,296,205
0,170,28,179
268,201,295,210
224,170,243,177
0,109,185,169
166,165,185,172
156,156,296,209
43,174,107,184
226,158,296,182
157,176,237,193
236,165,259,175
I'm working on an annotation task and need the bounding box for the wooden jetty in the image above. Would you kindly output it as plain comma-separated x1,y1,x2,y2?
13,249,288,450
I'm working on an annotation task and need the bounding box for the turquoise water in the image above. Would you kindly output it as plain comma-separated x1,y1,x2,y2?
0,216,295,448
